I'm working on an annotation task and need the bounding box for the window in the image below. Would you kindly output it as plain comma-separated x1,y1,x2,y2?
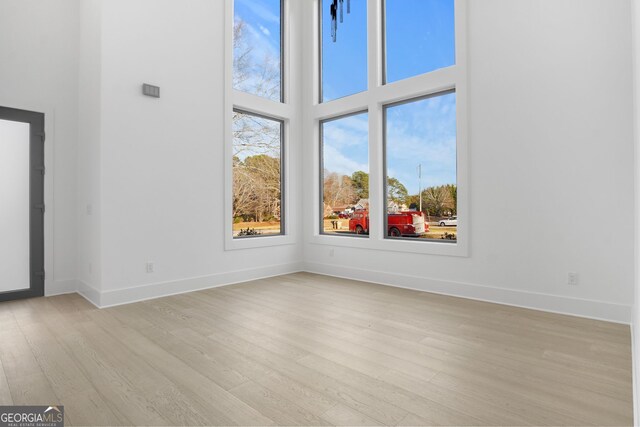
309,0,467,255
233,0,283,102
226,0,295,249
383,0,455,84
320,112,369,236
233,111,284,237
385,91,457,242
320,0,367,102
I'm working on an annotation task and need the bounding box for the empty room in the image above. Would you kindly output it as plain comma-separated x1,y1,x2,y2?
0,0,639,425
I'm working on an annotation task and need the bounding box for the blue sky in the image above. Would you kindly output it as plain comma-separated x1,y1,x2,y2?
322,112,369,175
384,0,455,83
234,0,282,101
386,92,457,194
235,0,456,195
321,0,368,102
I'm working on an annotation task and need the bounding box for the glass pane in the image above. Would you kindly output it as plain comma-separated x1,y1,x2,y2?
233,0,282,102
385,91,457,241
384,0,455,84
0,119,30,292
321,0,367,102
233,111,283,237
321,112,369,236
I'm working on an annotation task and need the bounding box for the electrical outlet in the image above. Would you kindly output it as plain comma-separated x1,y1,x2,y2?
86,204,93,215
146,261,155,273
88,262,92,274
329,249,335,257
567,272,578,286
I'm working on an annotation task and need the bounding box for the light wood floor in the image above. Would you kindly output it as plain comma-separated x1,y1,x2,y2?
0,272,633,426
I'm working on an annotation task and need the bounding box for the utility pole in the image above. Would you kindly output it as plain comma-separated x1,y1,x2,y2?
417,164,422,213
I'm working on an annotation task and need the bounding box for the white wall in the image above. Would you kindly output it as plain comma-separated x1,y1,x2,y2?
77,0,103,297
0,0,79,295
0,120,30,291
304,0,635,323
78,0,303,306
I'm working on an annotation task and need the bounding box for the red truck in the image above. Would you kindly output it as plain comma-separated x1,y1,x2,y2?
349,210,428,237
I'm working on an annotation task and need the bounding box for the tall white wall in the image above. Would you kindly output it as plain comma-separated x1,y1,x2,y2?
0,0,79,294
77,0,103,296
83,0,303,305
304,0,635,322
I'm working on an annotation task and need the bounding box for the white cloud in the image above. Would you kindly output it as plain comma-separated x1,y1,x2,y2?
323,144,368,177
259,24,271,36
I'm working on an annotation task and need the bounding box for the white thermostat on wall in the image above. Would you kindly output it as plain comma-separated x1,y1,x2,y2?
142,84,160,98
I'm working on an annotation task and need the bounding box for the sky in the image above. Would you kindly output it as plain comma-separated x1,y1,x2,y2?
386,92,456,195
233,0,282,101
322,112,369,175
234,0,456,196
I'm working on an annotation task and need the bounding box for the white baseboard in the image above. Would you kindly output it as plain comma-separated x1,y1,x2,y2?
632,323,639,426
77,280,102,307
50,261,631,324
45,279,80,296
304,261,632,324
77,262,304,308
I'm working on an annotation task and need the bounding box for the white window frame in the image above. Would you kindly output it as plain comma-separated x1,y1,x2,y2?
224,0,300,250
304,0,469,257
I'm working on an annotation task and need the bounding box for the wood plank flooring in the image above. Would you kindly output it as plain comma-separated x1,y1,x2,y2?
0,272,633,426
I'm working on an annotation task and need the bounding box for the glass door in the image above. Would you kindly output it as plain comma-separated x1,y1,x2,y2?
0,107,45,302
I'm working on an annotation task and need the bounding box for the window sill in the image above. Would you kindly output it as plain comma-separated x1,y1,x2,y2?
225,234,297,251
308,233,468,257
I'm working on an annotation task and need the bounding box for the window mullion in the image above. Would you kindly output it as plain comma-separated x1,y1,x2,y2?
367,0,383,240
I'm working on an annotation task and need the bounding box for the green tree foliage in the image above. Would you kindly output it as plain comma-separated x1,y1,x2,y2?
387,177,408,205
351,171,369,199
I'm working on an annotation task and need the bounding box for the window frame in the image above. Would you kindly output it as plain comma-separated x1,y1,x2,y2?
305,0,468,257
383,89,458,244
319,110,370,238
232,108,286,239
224,0,298,251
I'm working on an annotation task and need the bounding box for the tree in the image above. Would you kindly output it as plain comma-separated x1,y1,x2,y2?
323,172,357,209
351,171,369,200
447,184,457,215
387,177,408,205
422,185,456,217
233,155,281,222
233,19,280,101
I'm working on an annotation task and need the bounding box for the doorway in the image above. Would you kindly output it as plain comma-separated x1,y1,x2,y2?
0,106,45,302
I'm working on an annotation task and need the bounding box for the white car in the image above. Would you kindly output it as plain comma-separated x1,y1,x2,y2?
439,216,457,227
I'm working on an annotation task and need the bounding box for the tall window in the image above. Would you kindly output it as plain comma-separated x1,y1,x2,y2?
385,91,457,241
313,0,466,254
227,0,292,247
320,112,369,236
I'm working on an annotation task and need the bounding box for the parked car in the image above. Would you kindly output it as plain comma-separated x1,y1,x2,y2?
349,210,428,237
439,216,457,227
